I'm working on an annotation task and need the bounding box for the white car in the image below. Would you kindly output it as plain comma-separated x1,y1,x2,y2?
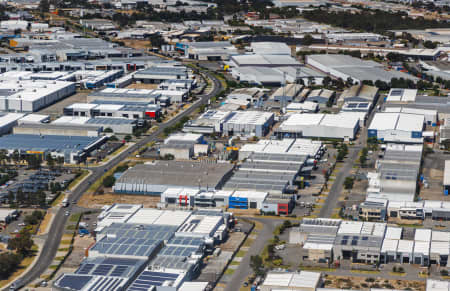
18,223,26,226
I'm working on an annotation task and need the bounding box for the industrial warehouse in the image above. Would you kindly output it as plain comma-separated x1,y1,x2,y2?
289,218,450,267
1,11,450,291
54,204,231,291
306,54,418,83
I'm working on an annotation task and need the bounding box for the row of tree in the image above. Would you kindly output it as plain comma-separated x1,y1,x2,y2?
302,8,450,33
8,189,47,208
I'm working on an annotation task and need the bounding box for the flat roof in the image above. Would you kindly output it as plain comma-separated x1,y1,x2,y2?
369,112,424,132
397,239,414,253
178,282,209,291
0,113,25,128
115,161,233,191
387,88,418,102
415,229,432,242
0,134,104,153
385,227,402,240
18,114,49,124
263,271,321,288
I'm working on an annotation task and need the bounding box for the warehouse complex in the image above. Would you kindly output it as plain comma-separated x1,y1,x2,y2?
113,161,234,195
277,113,360,140
290,218,450,267
55,204,230,291
306,54,417,83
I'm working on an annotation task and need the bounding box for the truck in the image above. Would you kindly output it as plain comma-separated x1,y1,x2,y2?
62,198,69,207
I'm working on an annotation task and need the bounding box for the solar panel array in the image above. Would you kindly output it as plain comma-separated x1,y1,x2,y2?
75,257,145,278
127,271,180,291
57,274,93,290
159,245,200,257
100,223,177,241
168,236,204,247
88,276,125,291
390,89,403,96
91,237,160,257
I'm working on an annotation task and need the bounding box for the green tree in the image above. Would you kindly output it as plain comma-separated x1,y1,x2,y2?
344,176,355,190
423,40,437,49
323,76,332,88
302,34,314,46
0,253,22,279
102,175,116,188
46,154,55,169
124,135,132,142
8,229,34,256
250,255,264,276
39,0,50,12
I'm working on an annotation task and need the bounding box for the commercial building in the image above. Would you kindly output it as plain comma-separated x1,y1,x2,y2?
0,134,107,164
63,70,123,89
0,209,17,224
87,88,161,104
260,271,321,291
366,144,422,202
226,140,314,193
383,107,437,126
368,113,424,143
159,133,206,160
285,101,319,113
222,111,275,137
427,279,450,291
271,84,303,103
261,194,296,215
306,54,417,83
0,113,25,135
160,188,234,208
228,190,268,210
113,161,234,195
177,41,238,61
306,89,335,106
338,84,379,111
17,114,50,125
359,198,388,222
133,66,189,84
0,79,75,112
249,42,292,55
52,116,136,134
230,54,300,68
64,102,160,120
13,123,102,137
386,88,418,103
277,113,360,140
333,221,386,264
183,110,234,134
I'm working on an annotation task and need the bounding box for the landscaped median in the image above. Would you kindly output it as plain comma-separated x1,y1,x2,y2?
36,212,83,286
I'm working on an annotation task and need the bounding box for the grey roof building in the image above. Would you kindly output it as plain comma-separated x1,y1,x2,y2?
114,161,234,195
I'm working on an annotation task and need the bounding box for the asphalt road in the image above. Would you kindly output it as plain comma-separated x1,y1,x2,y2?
224,218,282,291
318,93,382,218
8,71,222,291
319,146,361,218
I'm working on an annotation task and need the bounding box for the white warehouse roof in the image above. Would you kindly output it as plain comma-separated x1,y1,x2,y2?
369,112,424,131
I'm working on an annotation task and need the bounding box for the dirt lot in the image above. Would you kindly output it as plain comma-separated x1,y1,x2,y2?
78,192,160,209
120,39,150,50
323,275,425,291
64,235,95,268
38,91,89,118
420,168,449,201
221,232,246,252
